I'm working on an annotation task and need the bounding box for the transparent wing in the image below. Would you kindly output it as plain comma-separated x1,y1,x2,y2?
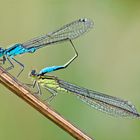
57,79,140,118
22,18,93,49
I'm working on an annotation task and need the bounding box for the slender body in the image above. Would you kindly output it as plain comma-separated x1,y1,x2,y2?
0,18,93,76
29,69,140,118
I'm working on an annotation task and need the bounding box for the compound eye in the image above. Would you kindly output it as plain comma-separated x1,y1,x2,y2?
31,70,36,75
0,48,4,52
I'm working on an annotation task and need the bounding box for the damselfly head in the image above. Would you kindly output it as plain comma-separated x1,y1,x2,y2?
29,70,37,77
0,48,4,57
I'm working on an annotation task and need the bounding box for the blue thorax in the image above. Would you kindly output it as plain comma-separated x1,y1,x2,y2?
4,44,37,57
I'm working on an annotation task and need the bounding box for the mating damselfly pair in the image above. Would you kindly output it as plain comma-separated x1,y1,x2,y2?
1,18,140,118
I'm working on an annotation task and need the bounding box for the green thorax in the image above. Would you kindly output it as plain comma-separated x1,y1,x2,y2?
31,74,67,92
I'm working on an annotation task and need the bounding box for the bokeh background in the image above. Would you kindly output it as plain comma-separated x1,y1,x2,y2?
0,0,140,140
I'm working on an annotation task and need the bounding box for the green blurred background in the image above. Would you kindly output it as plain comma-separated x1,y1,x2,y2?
0,0,140,140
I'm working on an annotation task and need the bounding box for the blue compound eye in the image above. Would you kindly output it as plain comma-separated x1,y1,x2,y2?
0,48,4,57
0,48,4,52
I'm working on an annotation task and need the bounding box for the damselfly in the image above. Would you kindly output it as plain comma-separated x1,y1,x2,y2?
29,68,140,118
0,18,93,77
